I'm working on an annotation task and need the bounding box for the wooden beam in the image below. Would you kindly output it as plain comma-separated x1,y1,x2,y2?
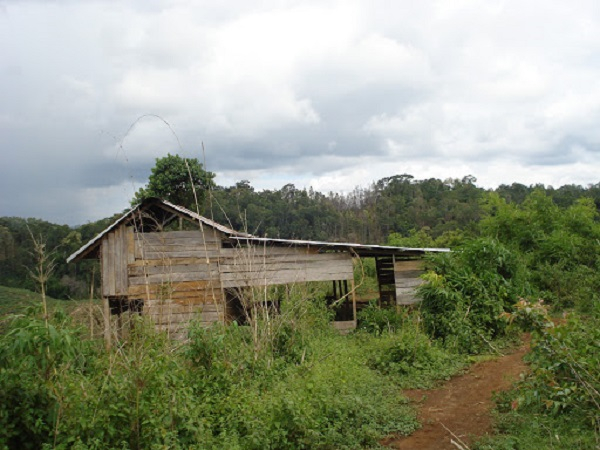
351,279,357,325
102,296,111,350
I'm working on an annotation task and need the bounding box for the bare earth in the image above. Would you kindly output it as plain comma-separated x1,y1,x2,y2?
383,341,530,450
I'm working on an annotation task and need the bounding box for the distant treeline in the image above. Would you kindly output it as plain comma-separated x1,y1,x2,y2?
209,174,600,243
1,174,600,299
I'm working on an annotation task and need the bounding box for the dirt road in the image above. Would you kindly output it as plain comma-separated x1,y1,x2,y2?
384,341,529,449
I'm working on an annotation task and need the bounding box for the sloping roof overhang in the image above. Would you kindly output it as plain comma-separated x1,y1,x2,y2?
230,236,450,258
67,198,249,263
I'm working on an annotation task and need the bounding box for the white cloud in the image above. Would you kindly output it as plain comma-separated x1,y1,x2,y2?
2,0,600,224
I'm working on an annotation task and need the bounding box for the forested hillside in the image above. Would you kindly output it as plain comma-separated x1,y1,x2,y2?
2,173,600,299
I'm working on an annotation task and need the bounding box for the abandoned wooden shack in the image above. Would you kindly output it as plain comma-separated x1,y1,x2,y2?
67,197,449,344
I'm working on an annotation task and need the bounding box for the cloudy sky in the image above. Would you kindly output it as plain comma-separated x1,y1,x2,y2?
1,0,600,225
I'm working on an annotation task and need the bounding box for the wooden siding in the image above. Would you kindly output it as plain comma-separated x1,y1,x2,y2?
130,230,225,326
395,259,425,305
106,228,356,334
101,225,133,297
219,246,353,288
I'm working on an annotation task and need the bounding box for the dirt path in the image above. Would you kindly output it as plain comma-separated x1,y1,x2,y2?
383,341,529,450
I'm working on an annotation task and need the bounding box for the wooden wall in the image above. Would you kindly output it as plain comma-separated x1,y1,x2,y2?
395,259,425,305
128,230,225,328
102,226,355,336
219,245,353,288
101,225,133,297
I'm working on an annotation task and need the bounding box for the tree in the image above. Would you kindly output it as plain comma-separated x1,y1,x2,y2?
132,154,215,212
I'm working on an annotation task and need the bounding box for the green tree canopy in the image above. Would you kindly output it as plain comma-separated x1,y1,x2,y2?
132,154,215,212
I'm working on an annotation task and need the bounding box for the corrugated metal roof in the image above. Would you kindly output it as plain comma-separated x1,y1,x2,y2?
230,236,450,257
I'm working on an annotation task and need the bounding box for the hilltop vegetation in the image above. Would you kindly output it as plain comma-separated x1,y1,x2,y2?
2,168,600,300
1,160,599,448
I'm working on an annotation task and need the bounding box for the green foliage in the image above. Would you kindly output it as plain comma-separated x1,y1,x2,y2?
353,258,379,299
501,298,553,333
5,175,600,447
0,285,70,318
478,313,600,448
133,153,215,211
418,238,527,353
0,307,93,448
0,295,424,449
474,412,598,450
365,320,467,388
0,217,103,299
388,228,436,248
479,191,600,311
506,316,599,421
357,302,406,335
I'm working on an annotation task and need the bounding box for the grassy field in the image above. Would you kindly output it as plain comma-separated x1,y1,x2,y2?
0,285,81,322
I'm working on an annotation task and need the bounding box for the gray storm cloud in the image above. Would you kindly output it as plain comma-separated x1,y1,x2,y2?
1,0,600,224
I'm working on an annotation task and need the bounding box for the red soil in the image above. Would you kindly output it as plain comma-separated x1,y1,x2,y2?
383,340,530,449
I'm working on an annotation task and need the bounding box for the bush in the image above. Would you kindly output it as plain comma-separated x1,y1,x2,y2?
480,313,600,448
418,238,527,353
357,301,406,335
365,317,467,388
508,315,600,422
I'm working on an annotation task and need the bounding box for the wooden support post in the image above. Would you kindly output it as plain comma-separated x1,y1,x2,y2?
350,279,357,328
117,312,123,341
103,296,111,350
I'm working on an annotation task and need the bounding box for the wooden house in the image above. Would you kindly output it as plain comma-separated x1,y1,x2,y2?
68,198,448,344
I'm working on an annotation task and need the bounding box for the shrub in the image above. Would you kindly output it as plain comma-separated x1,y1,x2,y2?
0,307,94,449
508,316,600,422
366,317,467,388
357,301,406,335
484,313,600,448
418,238,527,353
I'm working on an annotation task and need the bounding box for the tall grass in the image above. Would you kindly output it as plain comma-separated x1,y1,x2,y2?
0,295,455,449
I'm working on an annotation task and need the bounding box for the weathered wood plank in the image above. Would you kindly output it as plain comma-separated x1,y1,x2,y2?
219,252,349,264
129,291,222,304
135,242,220,254
218,261,352,274
137,230,224,242
143,296,221,309
129,270,221,285
145,300,222,311
395,270,424,280
221,269,353,288
113,228,121,296
394,260,424,271
126,226,135,264
396,285,423,304
139,250,222,260
147,309,224,324
142,297,223,306
105,233,116,296
101,241,110,297
128,262,219,276
115,226,128,295
128,257,211,268
219,262,353,279
128,280,220,296
220,246,320,257
396,278,423,288
144,304,223,316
